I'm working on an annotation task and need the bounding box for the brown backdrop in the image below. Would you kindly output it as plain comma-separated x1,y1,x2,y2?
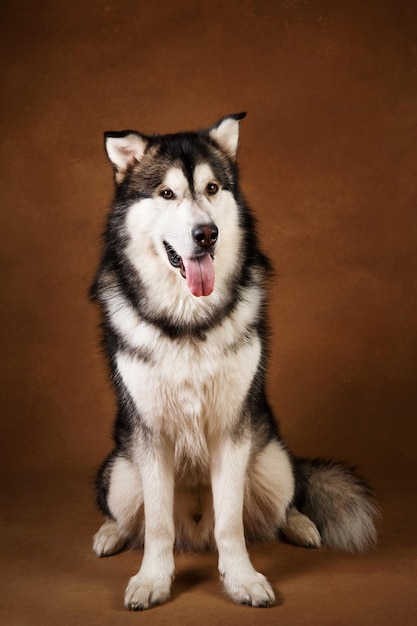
1,1,416,625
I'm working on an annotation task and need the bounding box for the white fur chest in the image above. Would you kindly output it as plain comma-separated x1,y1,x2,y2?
107,282,262,474
116,321,261,443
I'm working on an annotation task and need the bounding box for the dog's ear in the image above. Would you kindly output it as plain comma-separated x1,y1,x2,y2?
104,131,148,183
208,112,246,159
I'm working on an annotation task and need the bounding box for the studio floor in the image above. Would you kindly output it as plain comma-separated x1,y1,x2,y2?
2,471,416,626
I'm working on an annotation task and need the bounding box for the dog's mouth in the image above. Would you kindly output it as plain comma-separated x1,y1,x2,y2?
164,242,215,297
164,242,186,276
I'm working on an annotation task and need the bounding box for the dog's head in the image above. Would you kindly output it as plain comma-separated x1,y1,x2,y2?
104,114,246,298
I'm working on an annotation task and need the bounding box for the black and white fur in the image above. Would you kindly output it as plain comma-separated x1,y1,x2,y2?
91,113,378,610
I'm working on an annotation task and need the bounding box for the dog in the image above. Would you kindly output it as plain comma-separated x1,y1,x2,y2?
90,113,378,610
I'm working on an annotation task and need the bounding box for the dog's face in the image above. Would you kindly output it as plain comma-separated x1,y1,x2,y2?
105,114,246,298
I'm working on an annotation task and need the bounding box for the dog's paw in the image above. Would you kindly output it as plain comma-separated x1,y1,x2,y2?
93,519,127,557
222,571,275,607
282,510,321,549
124,574,171,611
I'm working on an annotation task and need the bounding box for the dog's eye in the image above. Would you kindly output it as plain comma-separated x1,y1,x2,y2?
160,188,175,200
206,182,219,196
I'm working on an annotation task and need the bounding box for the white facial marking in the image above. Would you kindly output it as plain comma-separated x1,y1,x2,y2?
193,163,216,194
161,167,188,199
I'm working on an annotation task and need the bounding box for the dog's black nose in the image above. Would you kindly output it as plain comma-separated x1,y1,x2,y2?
192,223,218,248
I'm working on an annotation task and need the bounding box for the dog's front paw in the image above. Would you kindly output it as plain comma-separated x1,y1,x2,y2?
124,574,171,611
222,571,275,607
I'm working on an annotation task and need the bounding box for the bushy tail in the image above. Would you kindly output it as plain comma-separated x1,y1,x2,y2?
293,457,379,552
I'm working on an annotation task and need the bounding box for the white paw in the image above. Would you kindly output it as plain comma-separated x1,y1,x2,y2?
222,571,275,607
93,519,127,557
124,574,171,611
282,512,321,549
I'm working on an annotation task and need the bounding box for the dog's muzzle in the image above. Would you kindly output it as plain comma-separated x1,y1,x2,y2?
164,223,218,297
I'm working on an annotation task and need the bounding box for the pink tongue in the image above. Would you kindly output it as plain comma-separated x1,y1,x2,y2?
182,255,215,297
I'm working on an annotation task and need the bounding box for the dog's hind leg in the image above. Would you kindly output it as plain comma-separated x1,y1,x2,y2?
281,507,321,549
244,440,295,541
245,441,321,548
93,518,127,557
93,454,144,557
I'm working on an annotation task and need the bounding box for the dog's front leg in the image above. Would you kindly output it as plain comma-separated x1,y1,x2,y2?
210,436,275,607
124,439,175,611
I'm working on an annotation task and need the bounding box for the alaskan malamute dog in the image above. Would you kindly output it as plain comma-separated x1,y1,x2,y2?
91,113,377,610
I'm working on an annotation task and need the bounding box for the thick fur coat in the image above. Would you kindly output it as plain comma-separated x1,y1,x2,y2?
91,114,378,610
